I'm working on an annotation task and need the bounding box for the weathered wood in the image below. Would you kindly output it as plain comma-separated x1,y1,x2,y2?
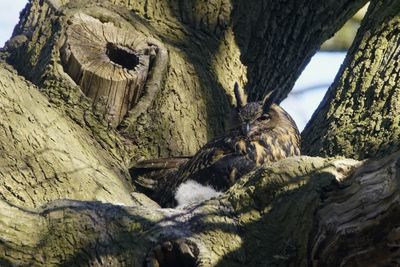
60,13,153,126
5,0,368,161
1,149,399,266
310,152,400,266
1,0,400,266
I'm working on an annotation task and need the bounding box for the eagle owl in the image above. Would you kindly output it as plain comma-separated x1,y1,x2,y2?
131,83,300,207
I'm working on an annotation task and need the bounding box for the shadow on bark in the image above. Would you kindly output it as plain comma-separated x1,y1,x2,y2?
213,163,339,266
163,2,236,138
1,153,399,266
215,152,400,266
230,0,368,102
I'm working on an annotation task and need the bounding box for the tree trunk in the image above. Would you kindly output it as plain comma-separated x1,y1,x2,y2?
321,4,368,51
0,62,134,208
302,0,400,160
232,0,368,101
5,0,367,161
0,0,398,266
0,141,399,266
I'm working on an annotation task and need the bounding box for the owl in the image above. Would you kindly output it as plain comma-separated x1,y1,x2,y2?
131,83,300,207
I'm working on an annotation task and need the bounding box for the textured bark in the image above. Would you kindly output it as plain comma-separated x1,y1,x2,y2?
1,148,400,266
0,62,134,208
110,0,368,100
3,0,367,163
60,13,153,126
231,0,368,101
0,145,358,266
0,0,399,266
321,4,368,51
5,0,243,161
310,152,400,266
302,0,400,159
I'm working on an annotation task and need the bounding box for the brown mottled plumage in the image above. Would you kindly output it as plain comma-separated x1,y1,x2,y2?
131,83,300,207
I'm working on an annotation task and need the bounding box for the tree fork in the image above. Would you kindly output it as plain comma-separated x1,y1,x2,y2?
0,0,399,266
231,0,368,101
4,0,369,160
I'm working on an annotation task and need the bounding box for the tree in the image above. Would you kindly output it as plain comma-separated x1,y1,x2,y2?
0,0,398,266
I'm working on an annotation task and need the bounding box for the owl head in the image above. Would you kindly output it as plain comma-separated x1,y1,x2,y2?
234,82,281,136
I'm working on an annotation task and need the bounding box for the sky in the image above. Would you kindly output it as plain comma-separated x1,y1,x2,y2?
281,52,346,131
0,0,27,47
0,0,347,132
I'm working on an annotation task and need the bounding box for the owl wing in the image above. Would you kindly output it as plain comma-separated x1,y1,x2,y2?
155,130,258,206
130,157,191,195
176,129,243,179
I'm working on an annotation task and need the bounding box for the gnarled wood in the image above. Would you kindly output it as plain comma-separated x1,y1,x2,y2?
2,150,400,266
4,0,369,161
1,0,400,266
60,13,154,126
0,62,134,208
310,152,400,266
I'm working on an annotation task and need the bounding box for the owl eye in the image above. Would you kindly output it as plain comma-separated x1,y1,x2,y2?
259,114,270,121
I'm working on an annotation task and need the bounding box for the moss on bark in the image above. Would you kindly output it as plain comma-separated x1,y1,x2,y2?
0,0,399,266
0,62,134,208
302,0,400,159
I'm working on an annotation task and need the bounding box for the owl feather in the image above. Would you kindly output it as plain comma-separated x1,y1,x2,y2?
131,83,300,207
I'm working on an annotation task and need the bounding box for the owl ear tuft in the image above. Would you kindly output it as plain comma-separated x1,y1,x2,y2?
262,89,279,112
234,82,247,108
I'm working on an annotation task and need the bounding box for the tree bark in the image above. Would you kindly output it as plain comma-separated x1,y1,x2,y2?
231,0,368,101
0,62,134,208
0,0,399,266
321,4,368,51
302,0,400,160
0,143,399,266
4,0,367,162
60,14,153,127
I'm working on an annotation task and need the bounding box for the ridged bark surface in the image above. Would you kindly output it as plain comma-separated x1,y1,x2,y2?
5,0,366,162
0,140,399,266
302,0,400,159
0,63,134,208
0,0,398,266
231,0,368,101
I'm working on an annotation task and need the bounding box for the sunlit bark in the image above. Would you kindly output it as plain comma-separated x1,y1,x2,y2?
0,0,398,266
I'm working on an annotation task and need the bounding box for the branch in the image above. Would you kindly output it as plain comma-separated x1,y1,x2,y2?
0,155,365,266
302,0,400,159
290,83,332,96
232,0,368,101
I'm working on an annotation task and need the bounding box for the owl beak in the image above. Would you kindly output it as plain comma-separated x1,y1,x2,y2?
242,123,250,136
